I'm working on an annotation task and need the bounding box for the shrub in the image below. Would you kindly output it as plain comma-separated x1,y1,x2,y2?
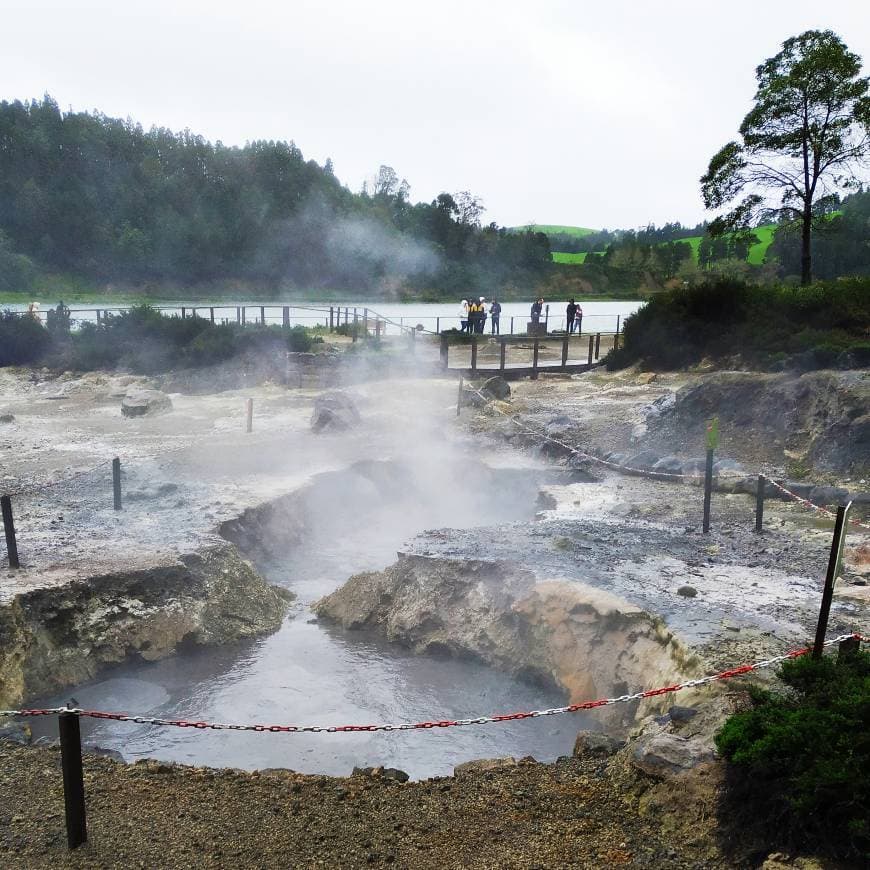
0,310,51,365
715,649,870,860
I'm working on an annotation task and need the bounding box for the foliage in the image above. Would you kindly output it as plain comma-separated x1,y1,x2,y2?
701,30,870,284
715,649,870,860
607,277,870,371
0,97,552,299
0,310,50,365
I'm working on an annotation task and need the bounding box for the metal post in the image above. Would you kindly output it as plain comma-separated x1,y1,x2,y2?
59,710,87,849
532,339,539,380
587,335,594,364
1,494,20,569
246,398,253,434
594,333,601,360
702,448,714,534
470,338,478,373
561,335,569,367
813,502,852,659
755,474,765,533
112,458,122,511
456,376,463,416
500,339,506,372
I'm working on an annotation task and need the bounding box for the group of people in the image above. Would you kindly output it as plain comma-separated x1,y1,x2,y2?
460,297,502,335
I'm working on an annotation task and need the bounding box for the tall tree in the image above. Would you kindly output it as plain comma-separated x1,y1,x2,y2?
701,30,869,284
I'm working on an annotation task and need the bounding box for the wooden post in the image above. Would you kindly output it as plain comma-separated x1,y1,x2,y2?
594,333,601,360
500,338,506,371
616,314,621,335
242,307,246,325
813,502,852,658
755,474,765,533
329,306,334,330
363,308,369,339
510,316,514,335
544,304,549,332
587,335,594,364
1,494,20,569
283,306,290,327
260,305,266,325
613,332,620,352
181,307,186,319
112,458,122,511
246,398,253,433
702,448,714,534
96,310,101,325
436,317,440,334
209,307,215,324
532,339,540,380
59,710,87,849
353,308,358,343
344,307,349,326
470,338,478,373
561,335,569,367
456,376,463,416
440,334,448,369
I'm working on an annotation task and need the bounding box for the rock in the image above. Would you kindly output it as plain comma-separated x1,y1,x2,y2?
0,721,32,745
0,413,15,424
121,388,173,418
666,705,698,724
626,450,661,472
573,731,625,758
454,757,517,776
712,458,745,477
651,456,684,475
676,586,697,598
630,733,715,779
630,423,648,443
84,744,126,763
351,766,409,783
544,414,574,438
310,392,361,432
807,485,849,506
636,372,657,385
481,376,511,401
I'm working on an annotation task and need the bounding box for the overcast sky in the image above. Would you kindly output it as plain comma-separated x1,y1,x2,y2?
2,0,868,230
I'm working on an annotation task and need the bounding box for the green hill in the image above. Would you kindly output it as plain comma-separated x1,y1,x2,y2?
552,251,588,264
513,225,597,237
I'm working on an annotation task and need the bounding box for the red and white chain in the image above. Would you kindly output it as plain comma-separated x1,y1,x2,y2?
2,633,864,734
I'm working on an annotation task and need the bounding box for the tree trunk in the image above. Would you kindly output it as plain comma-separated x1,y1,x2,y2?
801,202,812,285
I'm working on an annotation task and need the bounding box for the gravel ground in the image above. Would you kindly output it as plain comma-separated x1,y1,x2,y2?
0,742,723,869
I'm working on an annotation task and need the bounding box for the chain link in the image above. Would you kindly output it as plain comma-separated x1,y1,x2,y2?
2,633,864,734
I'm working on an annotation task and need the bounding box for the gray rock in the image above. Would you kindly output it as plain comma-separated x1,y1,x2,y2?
454,757,518,776
481,376,511,401
0,413,15,424
627,450,661,472
0,721,31,745
713,458,745,477
121,388,173,418
666,705,698,723
84,744,126,763
631,733,715,779
351,766,409,783
652,456,684,475
808,485,849,506
310,392,361,432
573,730,625,758
676,586,697,598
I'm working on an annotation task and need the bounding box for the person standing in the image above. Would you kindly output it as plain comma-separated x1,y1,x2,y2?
574,303,583,335
566,298,577,333
490,299,501,335
477,297,487,334
459,299,469,333
467,298,479,334
530,297,543,324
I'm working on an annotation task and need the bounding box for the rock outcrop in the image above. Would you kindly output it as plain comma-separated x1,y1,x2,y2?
315,555,702,730
0,545,291,709
121,388,173,417
310,391,361,432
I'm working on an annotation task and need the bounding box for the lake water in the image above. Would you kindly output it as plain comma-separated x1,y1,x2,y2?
7,299,643,335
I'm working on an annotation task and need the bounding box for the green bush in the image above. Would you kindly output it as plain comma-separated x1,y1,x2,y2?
715,649,870,860
0,310,51,364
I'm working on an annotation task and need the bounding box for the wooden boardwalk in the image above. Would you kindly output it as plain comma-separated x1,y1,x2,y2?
441,332,617,380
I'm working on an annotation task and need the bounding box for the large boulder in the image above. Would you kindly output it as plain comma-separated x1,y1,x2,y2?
121,388,173,417
310,391,361,432
630,732,715,779
481,376,511,401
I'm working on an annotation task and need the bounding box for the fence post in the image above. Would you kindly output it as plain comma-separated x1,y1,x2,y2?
329,306,334,330
59,710,87,849
544,304,549,332
616,314,621,335
813,502,852,659
510,316,514,335
1,494,20,569
246,398,253,433
456,376,463,416
755,474,765,533
702,448,714,533
470,338,478,373
561,335,569,367
260,305,265,325
436,317,440,334
532,339,539,380
112,458,122,511
363,308,369,340
587,335,594,364
838,635,860,661
440,334,448,369
613,332,620,352
209,307,215,324
500,338,506,371
242,307,246,325
181,307,186,319
352,308,358,342
594,333,601,360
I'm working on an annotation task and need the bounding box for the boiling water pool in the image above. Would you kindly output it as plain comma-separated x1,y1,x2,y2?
29,464,585,778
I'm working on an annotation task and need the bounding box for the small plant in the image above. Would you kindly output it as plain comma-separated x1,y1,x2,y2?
715,648,870,861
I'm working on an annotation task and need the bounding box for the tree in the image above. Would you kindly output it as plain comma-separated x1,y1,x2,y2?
701,30,870,284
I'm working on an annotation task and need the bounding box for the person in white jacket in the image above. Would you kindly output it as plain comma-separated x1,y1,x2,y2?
459,300,469,333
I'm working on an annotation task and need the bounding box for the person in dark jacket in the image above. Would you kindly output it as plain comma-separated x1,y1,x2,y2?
566,298,577,333
490,299,501,334
530,298,543,324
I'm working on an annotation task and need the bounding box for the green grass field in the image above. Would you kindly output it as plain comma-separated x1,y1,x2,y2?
513,225,597,237
551,251,588,264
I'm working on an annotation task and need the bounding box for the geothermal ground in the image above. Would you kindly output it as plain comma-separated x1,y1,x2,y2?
1,352,868,867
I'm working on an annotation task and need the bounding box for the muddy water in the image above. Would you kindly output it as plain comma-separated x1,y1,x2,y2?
29,463,583,778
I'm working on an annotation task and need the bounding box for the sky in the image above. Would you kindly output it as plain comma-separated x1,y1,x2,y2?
2,0,868,231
